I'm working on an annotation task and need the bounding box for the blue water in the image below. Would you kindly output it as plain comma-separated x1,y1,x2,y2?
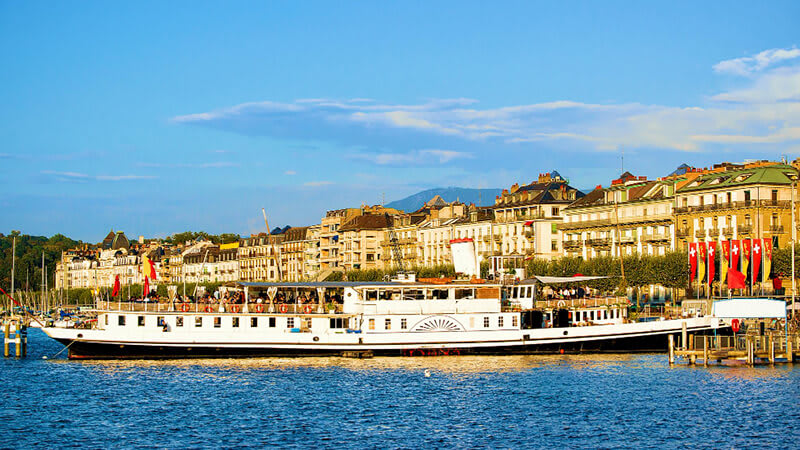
2,330,799,448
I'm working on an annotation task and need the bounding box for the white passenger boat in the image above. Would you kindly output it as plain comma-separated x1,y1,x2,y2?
43,277,724,359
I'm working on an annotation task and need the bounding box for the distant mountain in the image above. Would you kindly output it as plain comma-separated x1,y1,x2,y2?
385,187,502,212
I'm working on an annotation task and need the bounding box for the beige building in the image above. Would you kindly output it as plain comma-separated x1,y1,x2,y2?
492,172,583,260
281,227,312,281
561,172,682,258
339,214,392,271
238,234,283,282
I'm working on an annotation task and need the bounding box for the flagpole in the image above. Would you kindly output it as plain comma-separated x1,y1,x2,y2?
792,174,797,322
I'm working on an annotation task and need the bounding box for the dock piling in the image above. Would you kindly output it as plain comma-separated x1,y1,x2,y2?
668,334,675,365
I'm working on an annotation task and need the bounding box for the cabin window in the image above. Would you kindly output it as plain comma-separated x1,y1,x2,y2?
431,289,448,300
269,317,276,328
157,316,165,327
287,317,295,328
304,318,312,329
483,317,489,328
138,316,145,327
498,316,504,327
590,311,595,321
385,318,392,330
118,315,126,326
512,315,518,327
456,289,475,299
232,317,239,328
401,318,407,329
213,317,221,328
469,317,475,328
330,318,348,329
365,290,378,301
176,316,184,327
369,318,375,330
195,317,203,327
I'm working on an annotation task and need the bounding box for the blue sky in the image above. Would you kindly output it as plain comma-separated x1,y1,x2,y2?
2,1,799,242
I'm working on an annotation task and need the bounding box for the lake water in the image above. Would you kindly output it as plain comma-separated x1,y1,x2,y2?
2,329,799,448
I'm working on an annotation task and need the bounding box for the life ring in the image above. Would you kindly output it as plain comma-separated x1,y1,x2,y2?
304,305,314,314
255,304,264,313
279,304,288,314
180,303,190,312
204,305,213,313
230,305,241,313
731,318,740,333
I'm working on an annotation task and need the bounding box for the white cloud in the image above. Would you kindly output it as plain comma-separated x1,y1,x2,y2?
349,149,472,166
41,171,156,182
173,47,800,155
284,170,297,175
137,162,239,169
304,181,333,187
713,47,800,76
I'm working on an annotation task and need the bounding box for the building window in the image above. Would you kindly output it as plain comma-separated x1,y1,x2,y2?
369,318,375,330
551,240,558,251
498,316,504,327
483,317,490,328
232,317,239,328
401,318,407,329
385,318,391,330
138,316,145,327
118,315,126,326
195,317,203,327
287,317,295,328
269,317,276,328
176,316,183,327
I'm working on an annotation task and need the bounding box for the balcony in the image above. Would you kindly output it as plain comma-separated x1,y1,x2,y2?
676,227,690,238
523,231,534,239
642,233,669,242
586,238,611,247
695,229,707,238
737,224,753,234
619,235,636,244
769,225,785,234
563,239,583,249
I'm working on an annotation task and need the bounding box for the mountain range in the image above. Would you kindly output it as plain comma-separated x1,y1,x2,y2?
385,187,502,213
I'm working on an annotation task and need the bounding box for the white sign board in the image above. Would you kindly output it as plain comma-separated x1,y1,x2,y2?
712,298,786,319
450,238,478,277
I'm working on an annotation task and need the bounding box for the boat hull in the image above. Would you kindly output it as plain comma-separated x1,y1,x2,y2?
50,320,722,359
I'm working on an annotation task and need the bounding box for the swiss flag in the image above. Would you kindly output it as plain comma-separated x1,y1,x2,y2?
112,275,120,297
707,242,717,286
727,268,746,289
688,242,698,282
752,239,762,282
730,239,739,272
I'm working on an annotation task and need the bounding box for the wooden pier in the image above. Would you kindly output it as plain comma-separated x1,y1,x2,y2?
669,330,799,366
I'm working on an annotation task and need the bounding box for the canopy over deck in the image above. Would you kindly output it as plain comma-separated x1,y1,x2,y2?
712,298,787,319
520,275,611,285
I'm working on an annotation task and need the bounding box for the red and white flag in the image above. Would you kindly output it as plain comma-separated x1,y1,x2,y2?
730,239,739,272
688,242,698,282
741,239,752,280
707,242,717,286
752,239,762,282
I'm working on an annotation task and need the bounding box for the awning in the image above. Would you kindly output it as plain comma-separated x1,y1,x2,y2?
712,298,786,319
521,275,612,284
523,220,534,226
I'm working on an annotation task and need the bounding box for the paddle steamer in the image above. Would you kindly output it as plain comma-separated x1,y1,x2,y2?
43,275,723,359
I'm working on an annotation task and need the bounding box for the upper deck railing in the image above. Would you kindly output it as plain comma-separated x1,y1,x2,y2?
96,300,345,314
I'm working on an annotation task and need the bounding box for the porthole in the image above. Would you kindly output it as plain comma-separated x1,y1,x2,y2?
77,333,83,338
563,330,568,336
313,336,320,342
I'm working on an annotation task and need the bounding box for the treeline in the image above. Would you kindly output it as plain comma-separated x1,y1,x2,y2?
0,232,82,293
162,231,241,245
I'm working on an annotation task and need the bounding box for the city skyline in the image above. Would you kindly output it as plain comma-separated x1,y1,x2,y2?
2,1,799,241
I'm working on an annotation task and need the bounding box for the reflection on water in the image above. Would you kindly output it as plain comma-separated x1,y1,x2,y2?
3,329,798,448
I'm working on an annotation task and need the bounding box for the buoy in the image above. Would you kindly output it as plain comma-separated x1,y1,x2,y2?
42,356,48,360
560,349,565,354
424,369,431,377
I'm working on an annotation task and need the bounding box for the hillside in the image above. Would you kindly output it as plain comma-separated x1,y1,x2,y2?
385,187,501,212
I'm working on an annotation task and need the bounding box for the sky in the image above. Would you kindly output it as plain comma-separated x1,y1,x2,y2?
2,1,800,242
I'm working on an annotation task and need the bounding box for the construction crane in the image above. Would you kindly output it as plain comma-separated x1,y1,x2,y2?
262,208,283,281
387,214,405,272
